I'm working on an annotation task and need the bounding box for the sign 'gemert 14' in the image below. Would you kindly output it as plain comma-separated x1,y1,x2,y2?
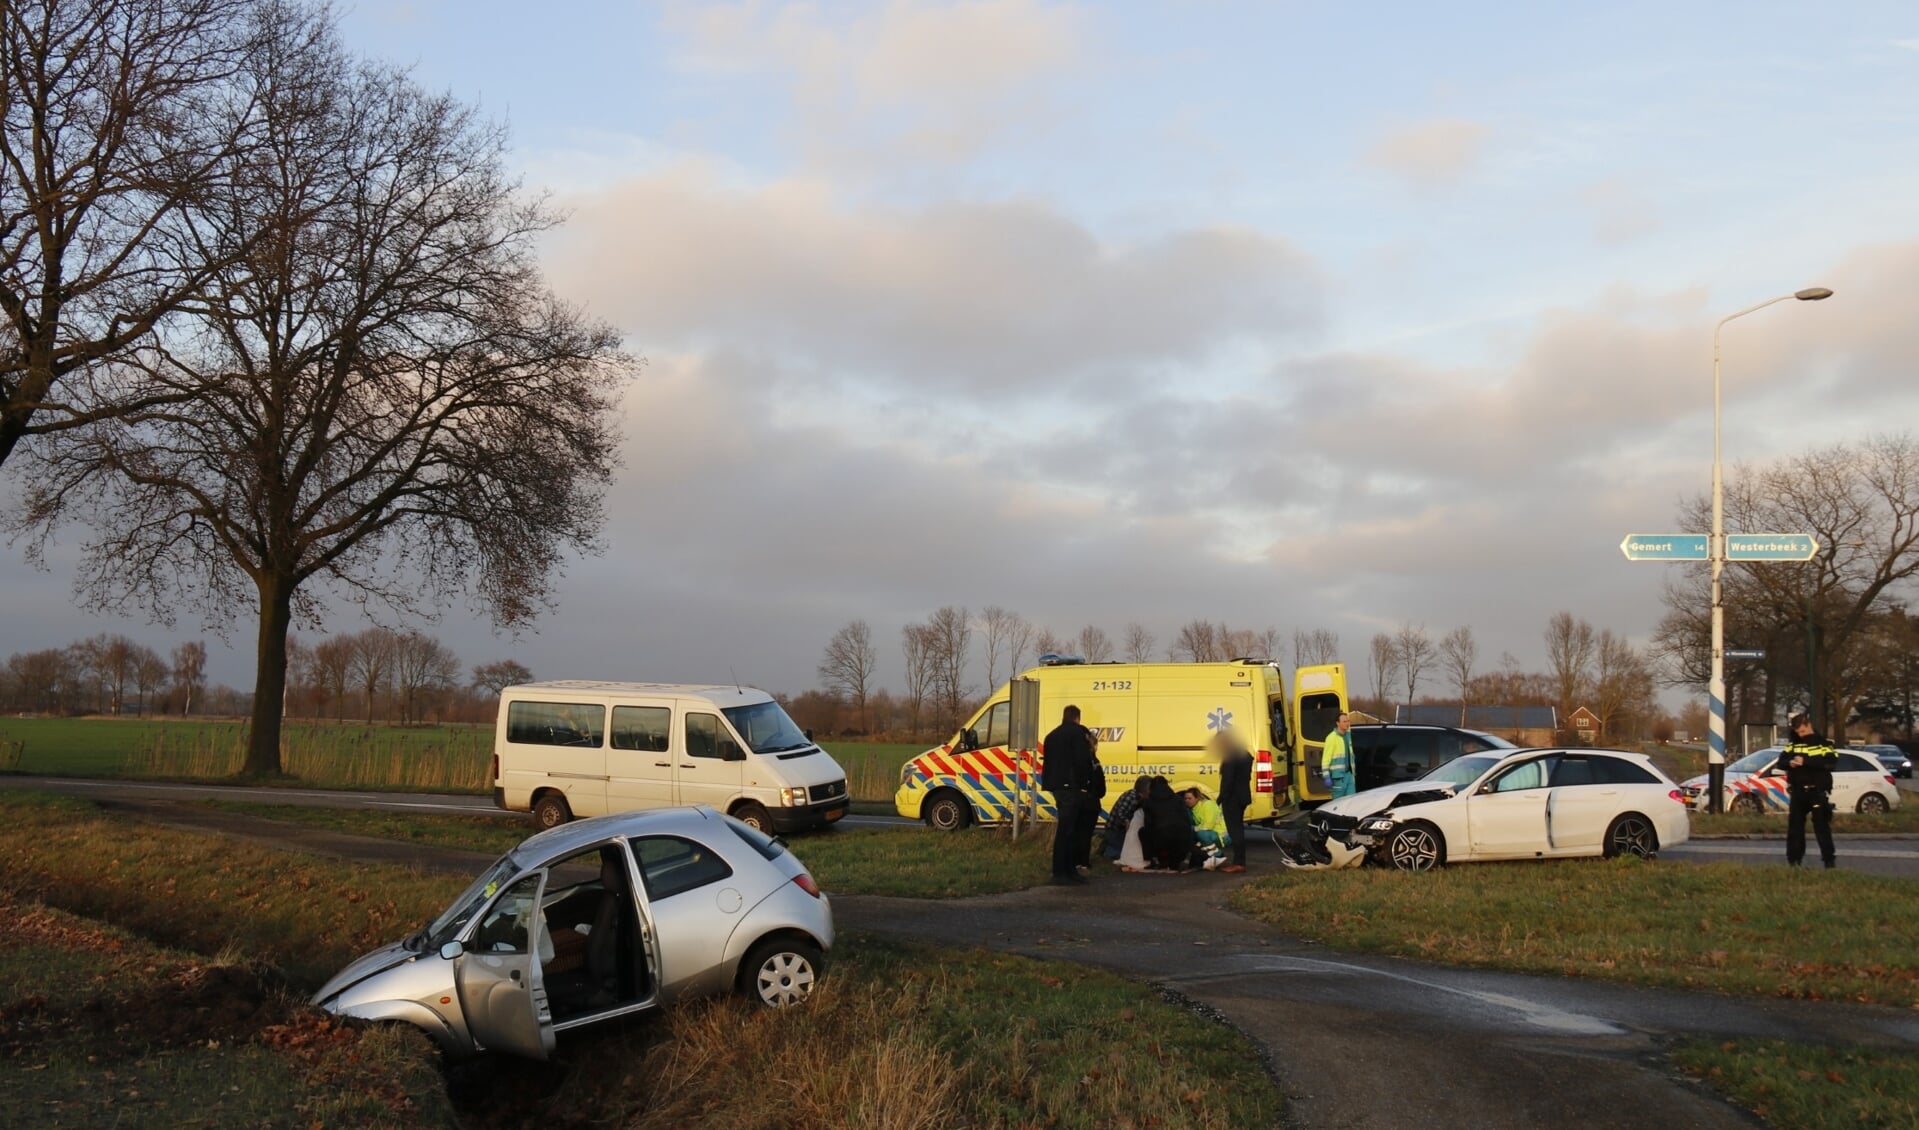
1619,533,1819,562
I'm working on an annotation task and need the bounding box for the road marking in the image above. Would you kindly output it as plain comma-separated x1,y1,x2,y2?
1185,954,1626,1036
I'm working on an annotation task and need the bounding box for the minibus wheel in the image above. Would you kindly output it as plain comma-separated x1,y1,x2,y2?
733,802,772,832
531,793,572,829
925,791,971,831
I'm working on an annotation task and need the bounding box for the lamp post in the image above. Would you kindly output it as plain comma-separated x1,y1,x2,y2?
1708,286,1832,812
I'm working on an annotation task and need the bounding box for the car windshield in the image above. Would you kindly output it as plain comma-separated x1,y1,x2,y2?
419,856,522,950
1729,749,1781,773
722,700,815,754
1420,753,1504,787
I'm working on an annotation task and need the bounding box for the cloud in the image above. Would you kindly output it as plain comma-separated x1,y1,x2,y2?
543,163,1322,397
1580,179,1661,245
665,0,1087,170
1364,117,1492,188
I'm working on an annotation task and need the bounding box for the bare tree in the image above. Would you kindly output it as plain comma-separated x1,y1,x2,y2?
1077,625,1114,663
1368,632,1399,715
1123,622,1155,663
1004,612,1034,678
1254,627,1283,662
1171,619,1221,662
1033,627,1065,659
170,640,206,715
306,637,354,720
132,645,167,714
978,606,1019,689
348,629,397,726
901,624,935,737
1293,628,1339,667
1440,626,1478,703
10,12,631,773
816,620,877,733
392,631,460,724
925,606,972,725
1544,612,1596,725
1393,622,1435,707
0,0,262,470
1592,629,1652,742
471,659,533,699
1655,435,1919,733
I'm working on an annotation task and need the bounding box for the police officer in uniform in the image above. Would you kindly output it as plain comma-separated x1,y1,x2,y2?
1041,705,1096,885
1775,711,1838,869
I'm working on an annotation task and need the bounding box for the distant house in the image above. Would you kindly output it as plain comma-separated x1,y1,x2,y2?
1568,707,1601,743
1394,704,1558,748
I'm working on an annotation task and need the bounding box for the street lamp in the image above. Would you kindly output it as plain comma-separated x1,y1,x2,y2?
1708,286,1832,812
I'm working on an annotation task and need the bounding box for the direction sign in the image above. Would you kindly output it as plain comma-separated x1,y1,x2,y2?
1725,648,1766,661
1726,533,1819,561
1620,534,1708,561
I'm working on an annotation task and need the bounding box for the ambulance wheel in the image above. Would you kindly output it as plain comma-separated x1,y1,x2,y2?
1729,793,1762,815
531,793,572,830
1857,792,1890,814
925,791,972,832
733,802,773,832
1602,813,1659,860
1384,822,1444,872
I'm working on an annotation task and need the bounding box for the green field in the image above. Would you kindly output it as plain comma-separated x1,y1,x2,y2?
0,718,928,802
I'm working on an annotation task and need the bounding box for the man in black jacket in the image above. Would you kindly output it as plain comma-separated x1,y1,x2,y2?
1775,712,1838,869
1041,705,1096,885
1214,730,1254,873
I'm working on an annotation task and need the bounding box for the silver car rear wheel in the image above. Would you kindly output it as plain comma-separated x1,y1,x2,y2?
742,938,824,1007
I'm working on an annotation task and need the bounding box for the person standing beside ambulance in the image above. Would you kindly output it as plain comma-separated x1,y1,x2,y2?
1323,712,1357,799
1774,711,1838,869
1213,730,1253,872
1041,705,1097,885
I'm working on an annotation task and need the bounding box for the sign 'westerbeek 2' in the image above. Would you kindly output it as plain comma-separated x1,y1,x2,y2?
1725,534,1819,561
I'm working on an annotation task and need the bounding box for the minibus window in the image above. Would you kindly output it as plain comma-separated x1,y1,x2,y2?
611,706,671,752
507,701,604,747
686,712,722,759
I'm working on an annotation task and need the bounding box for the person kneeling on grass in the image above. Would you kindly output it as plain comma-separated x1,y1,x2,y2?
1141,776,1199,871
1183,787,1230,871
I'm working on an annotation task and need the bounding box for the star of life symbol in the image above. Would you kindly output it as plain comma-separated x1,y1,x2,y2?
1207,707,1233,732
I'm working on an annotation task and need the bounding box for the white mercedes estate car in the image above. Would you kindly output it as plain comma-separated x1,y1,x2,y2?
1316,747,1691,871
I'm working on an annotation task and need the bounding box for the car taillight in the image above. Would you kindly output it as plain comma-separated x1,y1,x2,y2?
1886,776,1897,787
1668,789,1687,805
793,873,821,898
1255,749,1273,794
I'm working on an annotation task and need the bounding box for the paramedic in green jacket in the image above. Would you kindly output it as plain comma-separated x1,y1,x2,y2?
1323,712,1357,798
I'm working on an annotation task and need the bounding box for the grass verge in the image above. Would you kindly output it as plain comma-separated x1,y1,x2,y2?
1231,857,1919,1007
2,792,1281,1128
0,889,455,1128
1673,1038,1919,1129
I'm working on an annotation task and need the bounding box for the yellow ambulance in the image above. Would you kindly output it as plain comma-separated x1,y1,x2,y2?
894,658,1348,830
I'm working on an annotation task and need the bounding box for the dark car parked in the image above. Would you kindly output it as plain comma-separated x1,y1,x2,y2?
1349,724,1515,792
1855,744,1913,780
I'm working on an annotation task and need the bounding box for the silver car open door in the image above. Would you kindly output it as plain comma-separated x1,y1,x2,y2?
456,870,557,1060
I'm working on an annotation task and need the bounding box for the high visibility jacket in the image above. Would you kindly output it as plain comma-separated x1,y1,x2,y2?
1324,730,1356,797
1189,797,1229,846
1775,732,1837,792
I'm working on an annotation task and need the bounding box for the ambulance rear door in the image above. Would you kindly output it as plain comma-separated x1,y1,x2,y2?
1289,664,1348,804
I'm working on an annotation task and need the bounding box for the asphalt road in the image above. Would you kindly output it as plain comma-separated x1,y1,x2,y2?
5,773,1917,1129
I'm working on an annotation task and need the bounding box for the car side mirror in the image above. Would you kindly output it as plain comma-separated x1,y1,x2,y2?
959,727,980,752
720,738,744,761
439,940,464,960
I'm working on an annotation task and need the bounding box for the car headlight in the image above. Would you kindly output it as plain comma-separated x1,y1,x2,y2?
780,787,808,807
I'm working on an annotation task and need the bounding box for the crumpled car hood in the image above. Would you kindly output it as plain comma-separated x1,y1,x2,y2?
313,938,415,1003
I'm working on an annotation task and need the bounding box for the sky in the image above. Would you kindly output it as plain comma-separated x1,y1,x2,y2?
8,0,1919,707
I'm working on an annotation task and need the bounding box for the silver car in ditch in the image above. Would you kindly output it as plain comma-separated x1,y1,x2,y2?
314,805,833,1059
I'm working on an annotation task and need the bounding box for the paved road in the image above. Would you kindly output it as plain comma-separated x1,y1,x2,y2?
7,773,1919,1128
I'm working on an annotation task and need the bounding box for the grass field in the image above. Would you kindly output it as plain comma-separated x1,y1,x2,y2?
0,718,926,802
